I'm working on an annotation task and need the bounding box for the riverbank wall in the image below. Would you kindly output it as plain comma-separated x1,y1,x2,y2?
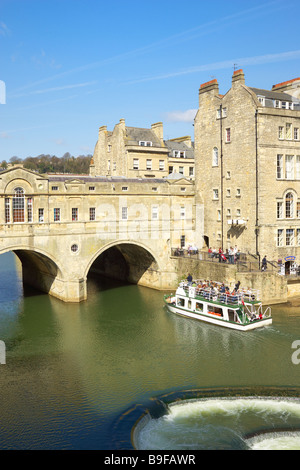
172,256,288,305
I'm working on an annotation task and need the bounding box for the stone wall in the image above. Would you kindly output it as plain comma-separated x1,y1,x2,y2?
173,256,288,305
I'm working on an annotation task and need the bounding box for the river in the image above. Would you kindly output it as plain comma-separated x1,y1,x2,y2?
0,252,300,450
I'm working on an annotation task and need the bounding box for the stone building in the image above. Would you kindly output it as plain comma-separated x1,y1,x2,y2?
194,70,300,272
90,119,194,180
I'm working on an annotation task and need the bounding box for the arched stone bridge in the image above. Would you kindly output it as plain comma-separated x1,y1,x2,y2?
0,166,198,302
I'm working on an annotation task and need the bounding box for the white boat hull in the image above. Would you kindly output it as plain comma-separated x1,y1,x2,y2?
165,303,272,331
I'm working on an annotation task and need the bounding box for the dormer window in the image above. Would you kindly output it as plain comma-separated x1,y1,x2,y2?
139,141,152,147
173,150,186,158
258,96,265,106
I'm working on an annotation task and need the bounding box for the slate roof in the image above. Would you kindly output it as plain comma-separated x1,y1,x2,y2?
125,127,163,147
164,140,194,159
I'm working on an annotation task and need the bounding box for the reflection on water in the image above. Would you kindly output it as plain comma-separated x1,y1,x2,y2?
0,251,300,449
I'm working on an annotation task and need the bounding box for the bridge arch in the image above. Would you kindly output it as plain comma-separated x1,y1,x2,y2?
84,241,162,289
0,246,66,298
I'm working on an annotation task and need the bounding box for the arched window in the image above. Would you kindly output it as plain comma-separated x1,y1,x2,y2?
212,147,219,166
13,187,25,222
285,192,294,218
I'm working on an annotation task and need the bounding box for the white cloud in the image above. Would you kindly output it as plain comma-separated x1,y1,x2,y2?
0,21,10,37
165,109,197,123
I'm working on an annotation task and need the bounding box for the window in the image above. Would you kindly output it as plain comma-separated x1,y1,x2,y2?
278,126,284,139
168,166,173,174
217,209,221,221
71,244,79,253
236,209,241,217
275,100,280,108
13,187,25,223
212,147,218,166
297,229,300,245
296,156,300,179
286,229,294,246
225,128,231,142
286,192,294,218
226,189,231,197
72,208,78,221
213,189,219,200
89,186,95,191
180,235,185,248
38,208,44,223
226,171,231,179
113,162,116,171
285,155,294,179
133,159,139,170
122,207,128,220
277,229,284,247
282,101,287,109
27,198,33,223
227,209,231,216
152,187,158,192
236,188,241,197
121,186,128,191
139,141,152,146
179,166,184,175
54,208,60,222
152,206,158,220
5,198,10,223
294,128,299,140
146,159,152,170
51,186,58,191
297,201,300,218
189,166,194,177
180,206,185,219
286,123,292,140
277,154,283,178
159,160,165,171
173,150,185,158
89,207,95,221
277,201,283,219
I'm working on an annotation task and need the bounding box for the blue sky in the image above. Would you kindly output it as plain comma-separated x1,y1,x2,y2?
1,0,300,161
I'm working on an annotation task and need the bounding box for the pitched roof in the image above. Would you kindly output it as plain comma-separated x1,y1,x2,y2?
125,126,162,147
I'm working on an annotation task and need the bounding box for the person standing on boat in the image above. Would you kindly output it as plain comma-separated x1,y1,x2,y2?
187,273,193,285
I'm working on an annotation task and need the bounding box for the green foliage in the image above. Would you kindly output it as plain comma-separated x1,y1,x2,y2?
3,153,92,174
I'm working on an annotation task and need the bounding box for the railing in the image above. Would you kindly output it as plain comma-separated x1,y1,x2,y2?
171,248,280,273
179,281,260,305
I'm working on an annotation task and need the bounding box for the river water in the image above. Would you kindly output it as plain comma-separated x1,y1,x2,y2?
0,252,300,450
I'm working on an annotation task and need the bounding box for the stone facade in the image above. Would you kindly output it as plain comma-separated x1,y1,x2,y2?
194,70,300,273
0,165,199,301
90,119,195,180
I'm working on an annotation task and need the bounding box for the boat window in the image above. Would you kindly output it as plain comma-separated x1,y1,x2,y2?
207,305,223,317
195,302,203,312
188,300,192,309
228,309,236,322
177,297,185,307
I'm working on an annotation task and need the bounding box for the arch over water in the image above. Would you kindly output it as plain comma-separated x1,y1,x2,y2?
0,246,64,297
85,241,161,288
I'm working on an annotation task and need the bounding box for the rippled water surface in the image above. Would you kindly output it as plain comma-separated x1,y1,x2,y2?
0,252,300,449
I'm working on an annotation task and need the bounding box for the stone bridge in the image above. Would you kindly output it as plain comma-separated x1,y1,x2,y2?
0,166,199,302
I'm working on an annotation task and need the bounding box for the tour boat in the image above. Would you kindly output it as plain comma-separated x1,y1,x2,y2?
164,281,272,331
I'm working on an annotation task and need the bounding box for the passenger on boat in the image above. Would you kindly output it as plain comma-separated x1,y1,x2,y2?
187,273,193,285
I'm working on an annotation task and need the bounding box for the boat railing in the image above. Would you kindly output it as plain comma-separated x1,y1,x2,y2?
179,281,260,305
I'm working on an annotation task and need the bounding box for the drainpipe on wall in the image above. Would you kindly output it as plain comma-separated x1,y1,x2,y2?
220,104,224,252
255,109,260,269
